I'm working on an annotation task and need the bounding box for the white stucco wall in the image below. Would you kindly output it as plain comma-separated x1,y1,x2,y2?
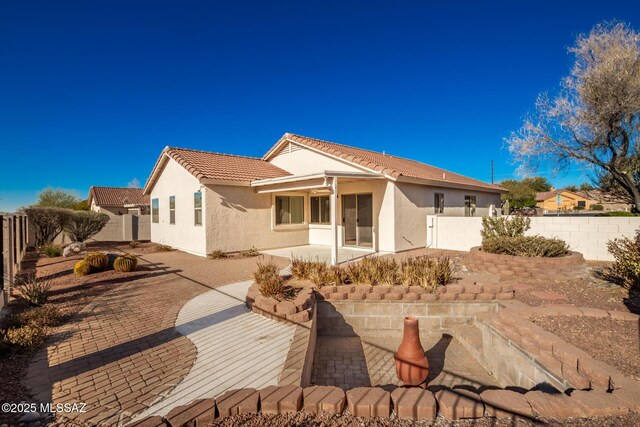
205,185,309,253
149,158,207,256
427,216,640,261
268,143,367,175
394,182,503,252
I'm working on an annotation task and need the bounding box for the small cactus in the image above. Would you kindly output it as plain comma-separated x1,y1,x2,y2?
84,252,109,271
74,261,92,277
114,254,138,272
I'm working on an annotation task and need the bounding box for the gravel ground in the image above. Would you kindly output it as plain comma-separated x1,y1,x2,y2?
531,316,640,381
208,411,640,427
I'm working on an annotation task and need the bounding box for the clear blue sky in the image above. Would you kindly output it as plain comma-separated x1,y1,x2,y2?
1,1,638,212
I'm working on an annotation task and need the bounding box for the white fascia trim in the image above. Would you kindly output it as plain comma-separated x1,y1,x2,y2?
395,176,507,193
251,170,385,187
201,179,251,187
143,151,171,195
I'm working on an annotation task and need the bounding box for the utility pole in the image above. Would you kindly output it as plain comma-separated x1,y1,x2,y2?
491,160,494,185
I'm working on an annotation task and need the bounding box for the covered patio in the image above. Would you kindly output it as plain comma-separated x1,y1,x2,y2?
261,244,391,264
251,171,388,265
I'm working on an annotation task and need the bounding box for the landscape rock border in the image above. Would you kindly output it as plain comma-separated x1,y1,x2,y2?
129,382,638,426
466,247,585,278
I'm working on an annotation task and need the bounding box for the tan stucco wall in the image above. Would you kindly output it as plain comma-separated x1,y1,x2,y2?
393,182,503,252
150,157,207,256
269,143,367,175
205,185,309,253
537,192,591,211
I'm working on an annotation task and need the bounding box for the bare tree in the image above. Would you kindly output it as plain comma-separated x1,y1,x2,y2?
506,22,640,212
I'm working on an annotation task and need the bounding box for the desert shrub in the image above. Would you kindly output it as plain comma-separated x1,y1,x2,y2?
25,207,71,246
114,254,138,272
400,256,454,291
84,252,109,271
129,240,141,248
590,204,604,211
482,235,569,257
1,325,45,349
74,261,92,276
64,211,110,242
42,244,62,258
16,305,62,328
157,244,173,252
291,256,313,279
253,260,280,283
209,250,227,259
241,247,260,257
598,211,639,217
15,275,51,306
603,231,640,290
253,261,295,300
481,216,530,240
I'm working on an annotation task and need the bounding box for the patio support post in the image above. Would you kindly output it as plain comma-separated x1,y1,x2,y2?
330,177,339,266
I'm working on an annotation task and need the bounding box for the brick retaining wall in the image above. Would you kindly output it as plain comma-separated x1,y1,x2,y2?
466,247,585,279
129,381,639,426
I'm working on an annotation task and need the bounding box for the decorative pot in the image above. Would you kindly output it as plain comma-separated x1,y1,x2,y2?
394,317,430,386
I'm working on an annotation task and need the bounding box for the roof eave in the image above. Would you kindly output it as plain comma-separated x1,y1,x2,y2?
395,176,508,193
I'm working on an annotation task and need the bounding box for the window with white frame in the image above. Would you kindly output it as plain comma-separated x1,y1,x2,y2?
152,198,159,223
194,192,202,226
310,195,330,224
275,196,304,225
169,196,175,224
434,193,444,214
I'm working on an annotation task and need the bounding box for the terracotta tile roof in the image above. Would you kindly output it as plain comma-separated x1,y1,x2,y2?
89,187,149,207
272,133,505,191
165,147,292,182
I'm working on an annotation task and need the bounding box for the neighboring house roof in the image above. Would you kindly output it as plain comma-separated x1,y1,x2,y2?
264,133,505,192
89,186,150,207
144,146,292,193
536,190,587,202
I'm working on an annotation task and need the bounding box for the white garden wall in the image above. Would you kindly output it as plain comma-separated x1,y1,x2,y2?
426,215,640,261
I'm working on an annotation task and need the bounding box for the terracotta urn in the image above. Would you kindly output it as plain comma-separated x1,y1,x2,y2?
394,317,430,386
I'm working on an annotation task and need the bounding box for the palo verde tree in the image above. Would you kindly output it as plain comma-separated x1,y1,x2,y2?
506,22,640,212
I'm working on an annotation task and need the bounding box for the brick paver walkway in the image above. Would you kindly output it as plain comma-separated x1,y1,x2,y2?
312,334,500,390
24,251,288,426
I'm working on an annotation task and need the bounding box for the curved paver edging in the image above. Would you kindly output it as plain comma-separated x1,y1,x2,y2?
246,282,316,324
467,247,585,278
129,381,638,426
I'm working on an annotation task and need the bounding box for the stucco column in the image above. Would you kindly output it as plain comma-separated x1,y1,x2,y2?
330,177,339,266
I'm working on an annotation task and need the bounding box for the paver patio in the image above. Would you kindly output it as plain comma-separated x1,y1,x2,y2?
23,251,288,426
134,280,296,419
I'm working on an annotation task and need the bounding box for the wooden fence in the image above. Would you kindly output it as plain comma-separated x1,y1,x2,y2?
1,214,29,309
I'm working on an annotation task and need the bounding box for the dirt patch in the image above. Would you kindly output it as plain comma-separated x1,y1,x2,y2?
208,411,640,427
531,316,640,381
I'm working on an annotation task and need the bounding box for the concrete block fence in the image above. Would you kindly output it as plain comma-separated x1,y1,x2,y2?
41,213,151,246
1,214,29,309
426,215,640,261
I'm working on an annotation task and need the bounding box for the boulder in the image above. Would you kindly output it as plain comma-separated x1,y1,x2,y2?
63,242,86,257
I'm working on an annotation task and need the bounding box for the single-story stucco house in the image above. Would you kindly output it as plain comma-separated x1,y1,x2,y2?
143,133,506,263
88,186,150,216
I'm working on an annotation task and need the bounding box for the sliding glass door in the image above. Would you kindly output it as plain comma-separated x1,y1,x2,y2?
342,194,373,248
